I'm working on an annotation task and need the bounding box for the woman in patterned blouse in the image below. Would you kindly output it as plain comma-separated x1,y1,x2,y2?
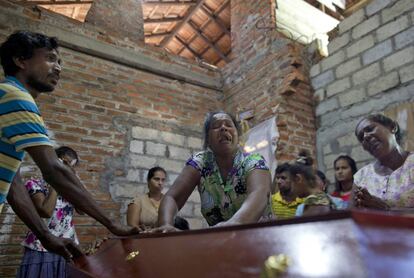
18,146,81,278
155,111,272,231
354,114,414,209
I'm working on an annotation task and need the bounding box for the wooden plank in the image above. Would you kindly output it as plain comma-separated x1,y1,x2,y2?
344,0,374,16
175,35,201,59
144,17,183,23
19,0,93,5
145,32,171,38
199,5,230,36
176,0,229,55
142,0,197,6
159,0,207,47
188,20,229,63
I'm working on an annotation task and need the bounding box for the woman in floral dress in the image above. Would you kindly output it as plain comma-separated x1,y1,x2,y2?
18,146,81,278
155,111,272,232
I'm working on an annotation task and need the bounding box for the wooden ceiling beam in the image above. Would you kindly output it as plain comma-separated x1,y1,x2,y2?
176,0,230,55
174,35,201,59
145,31,171,38
199,31,227,56
142,0,197,6
188,20,229,63
199,5,230,36
213,49,231,65
144,17,183,23
159,0,207,47
18,0,93,5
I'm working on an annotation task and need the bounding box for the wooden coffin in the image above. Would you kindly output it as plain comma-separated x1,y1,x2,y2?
68,210,414,278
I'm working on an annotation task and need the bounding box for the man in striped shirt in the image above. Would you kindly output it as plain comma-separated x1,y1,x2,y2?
0,31,138,259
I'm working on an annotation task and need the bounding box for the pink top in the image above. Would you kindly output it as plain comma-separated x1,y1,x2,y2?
354,153,414,208
22,178,78,252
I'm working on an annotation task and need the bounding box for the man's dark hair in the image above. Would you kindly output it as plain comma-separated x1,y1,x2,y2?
275,163,291,175
0,30,59,76
202,111,241,149
55,146,79,166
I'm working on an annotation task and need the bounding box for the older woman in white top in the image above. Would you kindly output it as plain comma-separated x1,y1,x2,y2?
354,114,414,210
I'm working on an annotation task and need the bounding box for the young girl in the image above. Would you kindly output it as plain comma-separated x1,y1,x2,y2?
18,146,80,278
291,151,346,217
331,155,357,203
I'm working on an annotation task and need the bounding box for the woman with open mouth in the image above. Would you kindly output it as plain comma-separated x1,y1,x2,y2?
153,111,272,232
353,114,414,210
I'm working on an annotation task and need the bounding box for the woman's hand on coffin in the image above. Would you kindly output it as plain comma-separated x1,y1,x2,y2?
148,224,180,233
108,222,141,236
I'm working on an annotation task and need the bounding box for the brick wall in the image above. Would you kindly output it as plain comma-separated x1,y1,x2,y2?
223,0,317,163
85,0,145,43
311,0,414,184
0,2,221,277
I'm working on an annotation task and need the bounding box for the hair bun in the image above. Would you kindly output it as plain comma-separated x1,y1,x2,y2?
296,149,313,166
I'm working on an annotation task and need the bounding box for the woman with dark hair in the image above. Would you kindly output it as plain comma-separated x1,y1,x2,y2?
354,114,413,209
331,155,357,202
18,146,81,278
127,167,167,230
154,111,272,232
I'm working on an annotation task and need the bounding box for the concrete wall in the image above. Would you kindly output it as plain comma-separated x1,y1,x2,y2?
311,0,414,184
0,2,221,276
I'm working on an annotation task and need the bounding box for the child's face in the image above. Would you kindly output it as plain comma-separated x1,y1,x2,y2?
60,154,78,172
291,174,310,198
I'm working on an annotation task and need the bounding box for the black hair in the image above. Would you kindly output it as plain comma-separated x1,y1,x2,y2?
355,114,402,144
316,170,328,193
202,111,241,149
174,216,189,230
147,166,167,182
275,163,291,175
0,30,59,76
286,150,317,187
333,155,357,193
55,146,79,166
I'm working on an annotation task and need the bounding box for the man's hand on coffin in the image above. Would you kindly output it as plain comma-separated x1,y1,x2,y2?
108,222,141,236
84,237,108,255
148,224,180,233
354,187,390,210
41,233,82,261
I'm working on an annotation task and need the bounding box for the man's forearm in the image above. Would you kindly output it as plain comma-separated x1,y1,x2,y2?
7,174,50,240
43,164,113,229
158,195,178,226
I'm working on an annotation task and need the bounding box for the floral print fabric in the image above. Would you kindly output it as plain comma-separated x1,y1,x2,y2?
295,192,343,216
354,153,414,208
22,178,78,252
186,149,271,226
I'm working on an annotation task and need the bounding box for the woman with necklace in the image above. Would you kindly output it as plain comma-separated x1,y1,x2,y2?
354,114,414,210
331,155,357,203
127,167,166,230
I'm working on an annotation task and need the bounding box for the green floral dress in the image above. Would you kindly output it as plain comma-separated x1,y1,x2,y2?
186,148,271,226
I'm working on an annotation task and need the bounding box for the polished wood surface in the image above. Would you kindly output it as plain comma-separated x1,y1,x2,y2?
69,210,414,278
